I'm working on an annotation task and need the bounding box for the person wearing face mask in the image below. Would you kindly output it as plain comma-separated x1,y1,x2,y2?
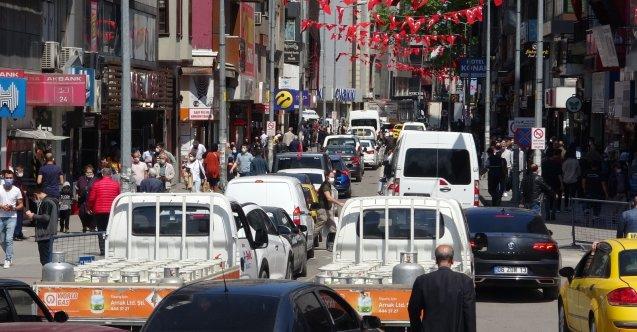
155,142,177,165
76,165,96,232
12,165,27,241
184,152,206,192
317,170,343,251
26,187,58,265
0,170,24,268
231,145,254,177
130,151,148,192
153,153,176,191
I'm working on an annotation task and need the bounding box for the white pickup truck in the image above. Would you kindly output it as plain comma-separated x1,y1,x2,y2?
33,193,281,327
315,196,474,327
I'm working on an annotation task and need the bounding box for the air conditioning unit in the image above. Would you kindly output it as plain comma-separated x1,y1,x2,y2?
254,12,262,26
41,41,60,70
60,47,84,68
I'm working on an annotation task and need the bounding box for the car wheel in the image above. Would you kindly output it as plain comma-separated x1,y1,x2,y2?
259,264,269,279
307,248,315,259
285,258,293,280
543,287,559,300
558,300,569,332
589,315,596,332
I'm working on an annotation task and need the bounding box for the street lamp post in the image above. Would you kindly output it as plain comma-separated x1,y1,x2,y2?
484,0,491,152
120,0,133,192
534,0,544,171
218,0,228,187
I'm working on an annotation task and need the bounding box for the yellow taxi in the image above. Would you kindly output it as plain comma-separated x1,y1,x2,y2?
391,123,403,139
558,239,637,332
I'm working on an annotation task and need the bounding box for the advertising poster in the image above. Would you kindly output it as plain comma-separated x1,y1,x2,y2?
334,288,412,323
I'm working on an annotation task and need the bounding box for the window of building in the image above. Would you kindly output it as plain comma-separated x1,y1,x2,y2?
159,0,168,35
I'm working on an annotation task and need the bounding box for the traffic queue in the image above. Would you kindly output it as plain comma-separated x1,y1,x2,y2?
1,115,637,331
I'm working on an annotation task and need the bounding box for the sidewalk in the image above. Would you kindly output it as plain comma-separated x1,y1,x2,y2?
479,178,585,268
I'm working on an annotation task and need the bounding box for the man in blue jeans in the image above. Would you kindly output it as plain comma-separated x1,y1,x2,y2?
0,170,24,268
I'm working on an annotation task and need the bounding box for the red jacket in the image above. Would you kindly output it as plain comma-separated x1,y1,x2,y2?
87,177,121,214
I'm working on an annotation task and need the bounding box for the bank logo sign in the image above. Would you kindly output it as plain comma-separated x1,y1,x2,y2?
0,77,27,119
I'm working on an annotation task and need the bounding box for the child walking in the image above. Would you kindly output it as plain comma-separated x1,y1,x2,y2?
59,182,72,233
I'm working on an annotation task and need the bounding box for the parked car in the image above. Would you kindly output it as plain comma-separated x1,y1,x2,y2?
558,238,637,332
347,126,377,141
272,152,331,173
278,168,324,191
226,176,318,258
0,279,69,324
465,208,560,299
262,207,308,278
360,139,382,169
236,202,295,279
142,279,383,332
326,145,363,182
386,131,480,208
329,155,352,198
401,121,426,132
322,134,361,153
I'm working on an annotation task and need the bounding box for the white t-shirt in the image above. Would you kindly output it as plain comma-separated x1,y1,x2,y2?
131,162,148,186
187,160,204,181
0,186,22,218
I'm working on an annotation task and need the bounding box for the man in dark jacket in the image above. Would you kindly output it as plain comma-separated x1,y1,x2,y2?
408,244,476,332
519,164,553,217
139,168,165,193
618,196,637,238
249,148,269,175
25,187,58,265
487,147,507,206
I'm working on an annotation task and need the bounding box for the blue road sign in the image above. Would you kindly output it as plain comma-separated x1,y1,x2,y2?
459,58,486,78
515,128,532,149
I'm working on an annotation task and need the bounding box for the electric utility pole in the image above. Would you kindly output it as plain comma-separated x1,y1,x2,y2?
534,0,544,171
219,0,228,186
484,0,491,151
121,0,132,191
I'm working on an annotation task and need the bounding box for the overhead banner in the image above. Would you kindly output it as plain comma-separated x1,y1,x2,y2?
27,74,87,107
592,25,619,68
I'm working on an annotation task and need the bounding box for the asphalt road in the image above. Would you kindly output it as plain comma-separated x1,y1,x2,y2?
301,167,562,332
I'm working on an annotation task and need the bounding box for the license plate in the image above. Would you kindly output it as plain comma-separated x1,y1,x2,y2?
493,266,528,274
627,233,637,239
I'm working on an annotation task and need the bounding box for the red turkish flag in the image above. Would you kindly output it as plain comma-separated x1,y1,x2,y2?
367,0,382,11
493,0,502,6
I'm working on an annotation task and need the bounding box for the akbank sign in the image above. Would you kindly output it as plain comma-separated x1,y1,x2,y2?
334,88,356,102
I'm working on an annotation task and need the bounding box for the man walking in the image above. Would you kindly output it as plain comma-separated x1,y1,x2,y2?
130,150,148,192
519,164,553,216
231,145,254,177
250,148,269,175
318,170,343,251
155,142,176,165
25,187,58,265
37,153,64,199
0,170,23,268
408,244,476,332
618,196,637,238
139,168,165,193
542,150,563,221
87,168,121,255
282,127,296,147
486,147,506,206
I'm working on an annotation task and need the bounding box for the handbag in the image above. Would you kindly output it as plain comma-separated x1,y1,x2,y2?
202,180,211,192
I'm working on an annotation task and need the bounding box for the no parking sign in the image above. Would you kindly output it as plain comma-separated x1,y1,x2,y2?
531,127,546,150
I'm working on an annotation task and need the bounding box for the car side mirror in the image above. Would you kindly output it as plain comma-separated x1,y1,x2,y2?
472,232,488,251
362,315,382,329
277,225,292,235
53,310,69,323
310,202,321,210
559,267,575,282
298,225,308,232
255,228,268,248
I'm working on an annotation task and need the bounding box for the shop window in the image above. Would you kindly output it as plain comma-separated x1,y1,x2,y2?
159,0,168,35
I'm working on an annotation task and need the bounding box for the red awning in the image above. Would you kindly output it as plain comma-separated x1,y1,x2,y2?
26,74,87,107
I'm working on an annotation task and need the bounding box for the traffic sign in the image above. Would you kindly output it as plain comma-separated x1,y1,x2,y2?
565,96,582,113
508,117,535,137
531,127,546,150
515,128,532,149
275,89,294,109
266,121,276,137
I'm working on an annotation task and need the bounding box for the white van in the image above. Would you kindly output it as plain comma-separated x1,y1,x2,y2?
347,110,380,132
225,175,317,258
386,131,480,208
302,109,320,121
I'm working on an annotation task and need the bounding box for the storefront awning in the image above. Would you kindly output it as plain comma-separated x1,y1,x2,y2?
9,129,69,141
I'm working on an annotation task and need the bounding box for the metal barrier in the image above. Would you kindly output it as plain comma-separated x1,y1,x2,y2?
49,232,106,265
570,198,629,246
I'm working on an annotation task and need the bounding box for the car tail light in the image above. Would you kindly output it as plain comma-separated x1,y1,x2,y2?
474,180,480,207
532,242,558,253
293,207,302,226
352,156,360,165
439,178,449,186
470,239,476,249
607,287,637,306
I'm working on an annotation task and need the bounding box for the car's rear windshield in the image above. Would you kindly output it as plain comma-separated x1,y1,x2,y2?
345,208,444,239
276,156,323,170
404,148,471,184
619,250,637,276
146,293,279,331
466,212,549,234
326,138,356,147
327,146,356,155
303,173,323,185
403,125,424,131
351,119,377,128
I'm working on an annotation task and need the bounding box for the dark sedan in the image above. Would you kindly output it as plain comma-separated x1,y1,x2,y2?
329,155,352,198
143,280,382,332
262,206,308,278
325,145,363,182
465,208,560,299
